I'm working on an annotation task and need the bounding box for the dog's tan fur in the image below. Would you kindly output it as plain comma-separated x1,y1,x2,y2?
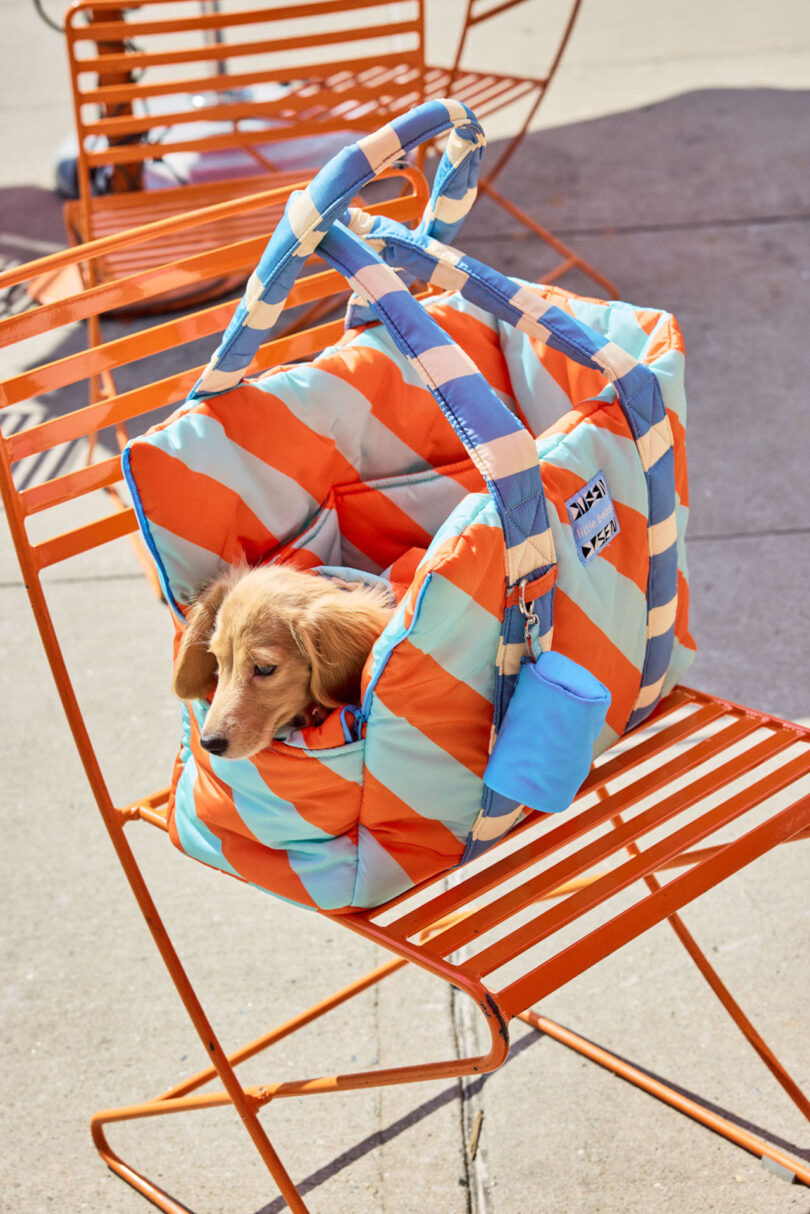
173,564,393,759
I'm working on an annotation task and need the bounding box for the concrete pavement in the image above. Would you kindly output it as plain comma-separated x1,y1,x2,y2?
1,2,809,1212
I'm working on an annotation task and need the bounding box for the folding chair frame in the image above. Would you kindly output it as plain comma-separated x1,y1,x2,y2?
1,214,808,1213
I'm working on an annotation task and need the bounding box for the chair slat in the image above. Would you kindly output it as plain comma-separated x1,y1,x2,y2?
385,702,734,943
70,0,406,42
19,457,123,517
74,21,419,78
497,788,810,1016
422,717,772,962
34,508,140,570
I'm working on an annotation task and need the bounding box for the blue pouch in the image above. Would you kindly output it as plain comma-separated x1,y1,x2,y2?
483,651,611,814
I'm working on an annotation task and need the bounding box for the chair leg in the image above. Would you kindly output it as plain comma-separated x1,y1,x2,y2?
91,943,510,1212
518,1008,810,1184
516,794,810,1184
478,177,620,300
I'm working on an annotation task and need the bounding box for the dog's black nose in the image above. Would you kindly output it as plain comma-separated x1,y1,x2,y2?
200,734,228,756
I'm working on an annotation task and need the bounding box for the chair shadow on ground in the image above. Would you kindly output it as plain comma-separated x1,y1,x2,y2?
252,1017,809,1214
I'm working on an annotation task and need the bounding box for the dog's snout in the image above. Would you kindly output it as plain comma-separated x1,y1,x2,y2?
200,733,229,756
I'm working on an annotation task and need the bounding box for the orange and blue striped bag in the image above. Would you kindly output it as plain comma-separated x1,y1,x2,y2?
124,101,695,911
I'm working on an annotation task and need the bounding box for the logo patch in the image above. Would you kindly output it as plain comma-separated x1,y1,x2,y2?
565,472,620,565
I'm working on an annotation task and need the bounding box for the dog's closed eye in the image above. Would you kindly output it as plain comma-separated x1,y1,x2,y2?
253,663,277,677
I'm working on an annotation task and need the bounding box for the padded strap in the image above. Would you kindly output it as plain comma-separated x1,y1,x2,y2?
317,220,555,589
191,98,486,398
352,217,678,727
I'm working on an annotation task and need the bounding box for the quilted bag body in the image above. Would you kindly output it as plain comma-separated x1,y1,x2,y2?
124,101,695,911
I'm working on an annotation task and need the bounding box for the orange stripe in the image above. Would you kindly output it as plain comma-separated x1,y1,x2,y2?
427,301,515,401
374,640,493,778
643,312,685,362
675,570,697,652
199,386,355,503
667,407,689,508
541,397,633,442
132,443,276,567
360,771,466,884
251,745,363,839
388,546,428,599
540,461,649,594
552,592,641,735
320,343,469,474
166,750,334,911
335,480,434,568
533,340,609,406
428,518,506,620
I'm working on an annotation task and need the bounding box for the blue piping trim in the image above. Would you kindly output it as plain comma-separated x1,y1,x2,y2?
357,572,434,724
120,446,183,619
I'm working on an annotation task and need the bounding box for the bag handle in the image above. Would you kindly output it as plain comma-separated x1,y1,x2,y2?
345,215,679,725
316,219,556,591
192,98,486,398
191,99,677,725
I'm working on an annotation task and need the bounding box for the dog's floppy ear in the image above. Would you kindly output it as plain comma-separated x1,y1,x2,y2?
172,577,228,701
295,593,390,710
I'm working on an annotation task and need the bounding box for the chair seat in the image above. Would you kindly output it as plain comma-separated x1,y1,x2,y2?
64,170,315,292
128,685,810,1024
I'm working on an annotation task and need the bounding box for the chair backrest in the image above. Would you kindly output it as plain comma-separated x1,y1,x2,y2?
0,165,428,827
64,0,428,225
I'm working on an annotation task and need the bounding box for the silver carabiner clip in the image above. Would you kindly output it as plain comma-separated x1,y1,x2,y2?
517,578,541,658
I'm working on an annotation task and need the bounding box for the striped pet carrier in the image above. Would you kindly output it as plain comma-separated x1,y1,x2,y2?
124,101,696,912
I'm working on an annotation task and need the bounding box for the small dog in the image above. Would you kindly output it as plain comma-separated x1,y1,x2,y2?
172,564,394,760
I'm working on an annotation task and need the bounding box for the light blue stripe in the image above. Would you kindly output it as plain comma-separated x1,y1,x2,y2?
286,836,358,910
536,424,649,520
173,754,242,878
256,364,431,479
352,826,414,907
407,573,500,701
189,703,340,848
363,698,483,843
147,521,225,610
149,411,316,540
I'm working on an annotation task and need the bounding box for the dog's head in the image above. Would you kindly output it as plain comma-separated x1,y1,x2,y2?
172,565,391,760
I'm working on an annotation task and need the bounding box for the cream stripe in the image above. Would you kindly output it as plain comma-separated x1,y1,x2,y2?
347,206,375,237
443,128,476,168
510,283,554,322
472,806,525,841
648,510,678,556
350,262,409,301
637,416,674,471
430,261,469,292
634,672,667,711
473,429,540,480
591,340,639,382
426,238,464,266
506,529,556,581
427,186,477,226
244,296,284,331
444,98,474,123
647,595,678,639
244,270,265,309
515,312,551,344
413,342,476,388
197,365,243,393
356,123,402,169
286,189,321,242
496,640,527,678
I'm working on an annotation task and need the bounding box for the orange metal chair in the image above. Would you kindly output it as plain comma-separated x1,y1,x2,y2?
1,217,807,1212
61,0,616,301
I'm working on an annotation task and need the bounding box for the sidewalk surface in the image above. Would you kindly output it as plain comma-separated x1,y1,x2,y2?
1,2,809,1212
